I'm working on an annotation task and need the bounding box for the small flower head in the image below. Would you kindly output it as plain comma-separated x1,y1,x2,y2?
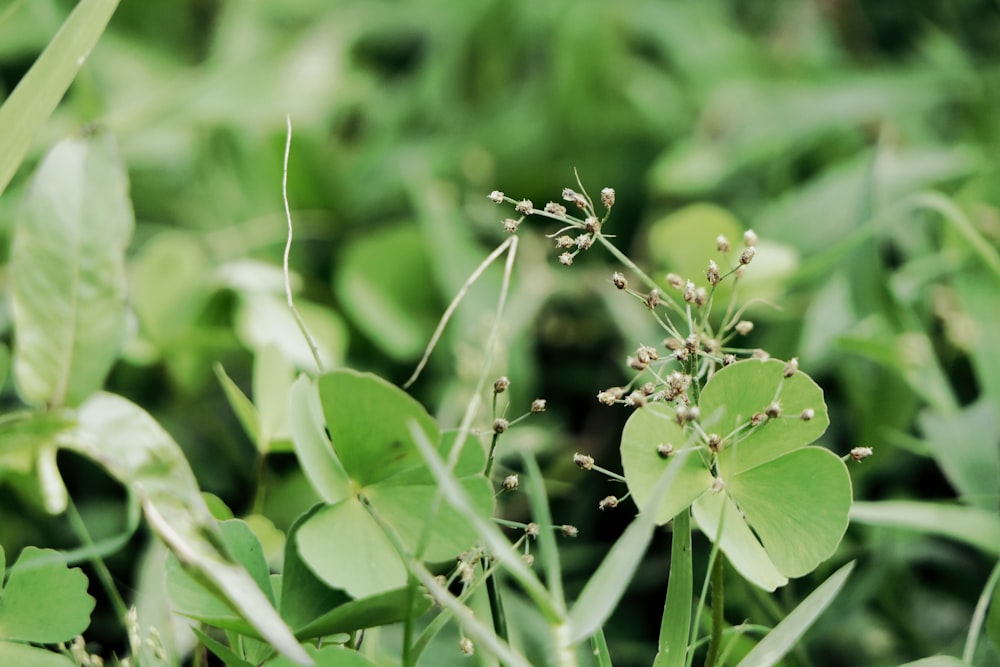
561,524,579,538
743,229,759,247
515,199,533,215
750,412,767,426
765,401,781,419
525,522,540,537
612,272,628,290
575,233,594,250
556,235,575,249
800,408,815,421
735,320,754,335
599,495,619,511
489,190,504,203
601,187,616,208
722,353,736,366
531,398,547,412
666,273,684,289
675,405,699,424
544,201,567,216
459,637,475,656
503,474,519,491
573,452,595,470
716,234,730,253
522,553,535,566
706,433,722,452
706,260,721,286
752,348,771,361
625,391,648,408
585,216,600,233
502,218,520,233
783,357,799,377
850,446,874,462
739,246,756,265
694,287,708,306
494,376,510,394
683,281,696,303
657,442,675,458
493,418,510,434
562,188,588,209
711,477,725,493
558,252,575,266
646,289,661,309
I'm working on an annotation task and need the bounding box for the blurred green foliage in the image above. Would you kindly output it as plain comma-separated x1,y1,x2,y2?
2,0,1000,665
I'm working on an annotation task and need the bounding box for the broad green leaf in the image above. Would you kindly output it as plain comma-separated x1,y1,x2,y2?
620,402,714,524
919,400,1000,511
645,203,743,286
267,644,380,667
295,587,430,640
235,292,347,372
254,344,295,453
0,0,120,197
735,561,854,667
700,359,830,475
850,501,1000,554
11,132,133,407
727,448,851,577
0,547,95,642
317,370,439,486
569,451,691,642
280,506,350,633
288,375,351,504
333,223,439,361
0,642,75,667
692,491,787,592
64,392,312,665
894,658,970,667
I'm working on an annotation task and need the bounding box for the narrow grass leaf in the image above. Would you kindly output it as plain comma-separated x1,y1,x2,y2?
735,561,855,667
851,501,1000,554
0,0,120,197
654,508,692,667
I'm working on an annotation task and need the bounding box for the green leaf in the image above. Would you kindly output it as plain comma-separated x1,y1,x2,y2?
11,132,134,407
727,448,852,577
0,642,75,667
295,586,430,640
190,627,255,667
654,508,692,667
215,362,261,446
692,491,787,592
288,375,351,504
735,561,854,667
0,0,121,197
620,402,714,525
894,658,970,667
235,293,347,372
266,643,380,667
279,506,350,633
850,501,1000,554
64,392,311,665
919,400,1000,511
0,412,75,513
317,370,439,487
254,344,295,453
700,359,830,475
0,547,95,643
333,223,439,361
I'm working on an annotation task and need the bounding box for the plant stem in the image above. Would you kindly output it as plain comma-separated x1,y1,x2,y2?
704,553,725,667
65,496,131,625
483,555,509,641
964,557,1000,663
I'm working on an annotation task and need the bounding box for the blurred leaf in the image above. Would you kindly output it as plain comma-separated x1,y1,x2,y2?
0,547,95,643
919,400,1000,511
190,627,254,667
851,501,1000,554
64,391,311,665
0,0,120,197
953,267,1000,415
0,642,75,667
333,223,439,361
10,132,133,407
896,659,971,667
254,344,295,453
645,203,744,285
215,362,260,447
735,561,854,667
279,506,350,634
267,643,380,667
287,375,351,504
235,292,347,372
0,412,75,514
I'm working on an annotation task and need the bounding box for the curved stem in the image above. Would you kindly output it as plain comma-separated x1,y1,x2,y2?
704,553,725,667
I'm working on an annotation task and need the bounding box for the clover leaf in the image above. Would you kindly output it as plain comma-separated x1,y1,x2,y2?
291,370,493,599
621,359,851,590
0,546,95,643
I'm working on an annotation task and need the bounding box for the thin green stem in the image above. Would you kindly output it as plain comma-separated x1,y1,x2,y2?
591,627,613,667
483,556,509,641
654,508,692,667
65,496,130,627
704,553,725,667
